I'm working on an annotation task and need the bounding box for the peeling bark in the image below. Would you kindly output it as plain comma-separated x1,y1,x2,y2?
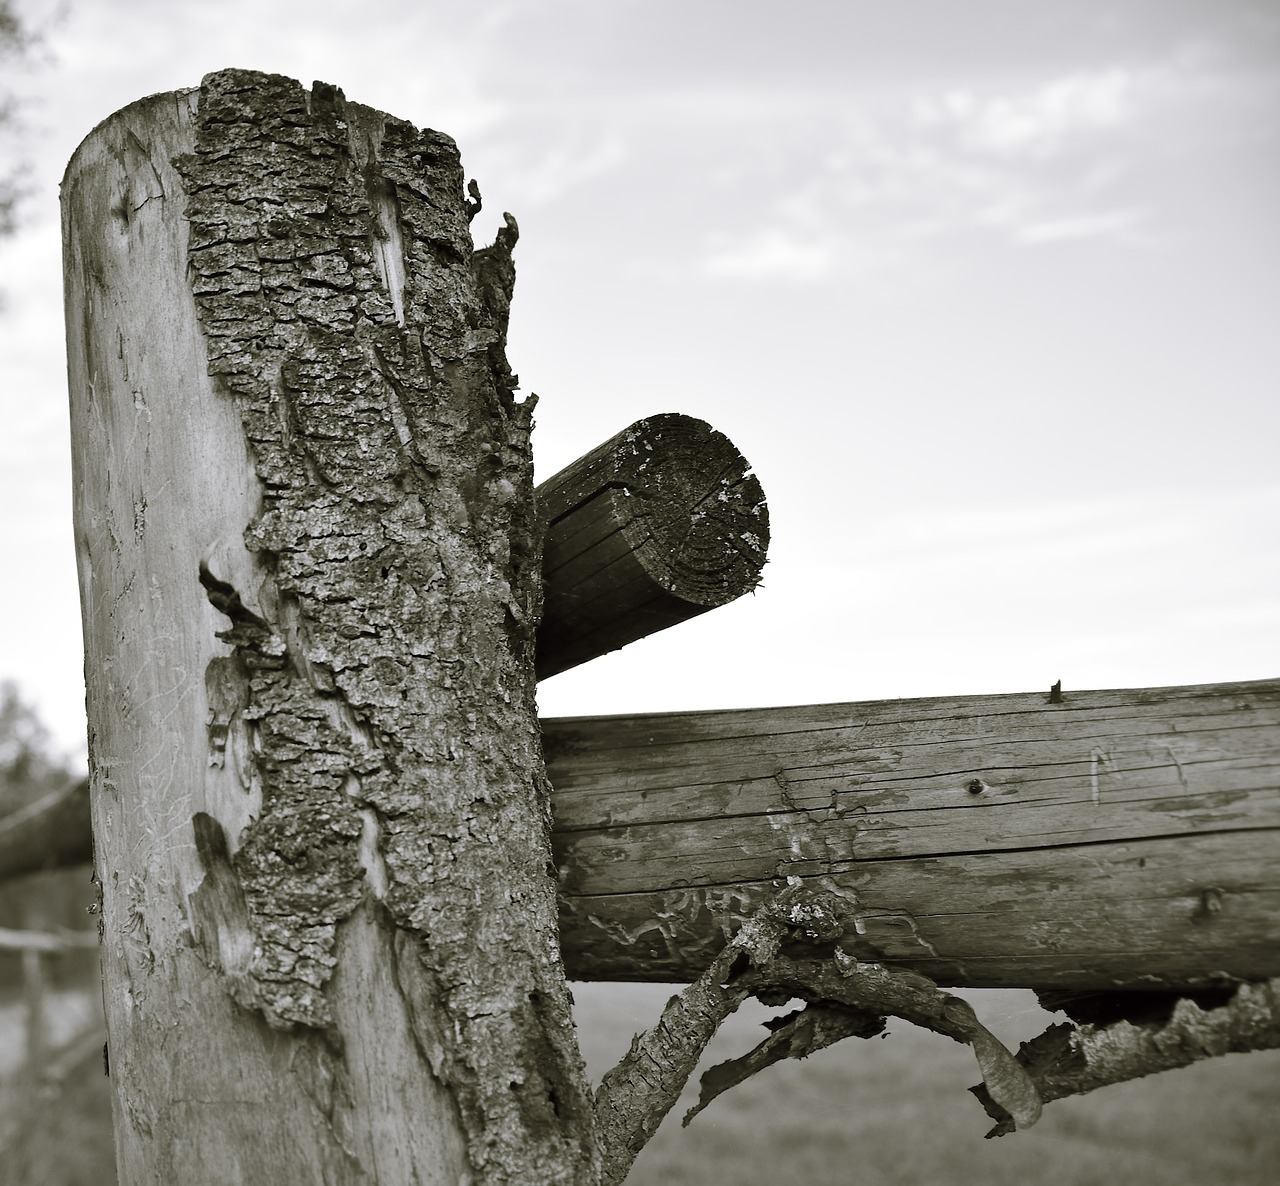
591,882,1043,1184
64,70,595,1184
682,1003,884,1126
973,978,1280,1136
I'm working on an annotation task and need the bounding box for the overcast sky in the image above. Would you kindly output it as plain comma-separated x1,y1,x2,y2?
2,0,1277,756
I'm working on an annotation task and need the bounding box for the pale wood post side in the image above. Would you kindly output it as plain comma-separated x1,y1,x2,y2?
64,71,596,1185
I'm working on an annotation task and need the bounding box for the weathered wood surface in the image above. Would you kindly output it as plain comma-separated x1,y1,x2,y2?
535,413,768,679
4,679,1278,993
64,71,595,1186
546,679,1280,990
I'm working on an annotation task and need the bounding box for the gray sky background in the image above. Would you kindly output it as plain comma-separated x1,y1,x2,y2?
2,0,1277,755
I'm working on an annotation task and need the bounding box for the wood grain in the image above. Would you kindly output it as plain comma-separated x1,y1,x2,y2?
63,71,594,1186
8,678,1277,991
545,679,1280,990
535,414,768,679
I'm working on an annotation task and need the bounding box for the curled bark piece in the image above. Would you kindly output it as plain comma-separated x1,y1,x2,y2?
973,977,1280,1137
536,413,769,679
594,879,1042,1183
945,998,1044,1131
732,951,1043,1131
707,880,1042,1126
683,1003,884,1126
682,881,1045,1130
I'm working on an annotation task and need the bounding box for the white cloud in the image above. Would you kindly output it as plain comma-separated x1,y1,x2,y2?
699,228,836,280
1015,207,1146,243
683,65,1158,280
915,69,1135,158
833,486,1280,587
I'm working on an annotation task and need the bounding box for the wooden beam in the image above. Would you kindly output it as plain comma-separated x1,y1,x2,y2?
534,413,768,679
545,679,1280,991
6,679,1278,992
0,780,91,881
0,926,100,953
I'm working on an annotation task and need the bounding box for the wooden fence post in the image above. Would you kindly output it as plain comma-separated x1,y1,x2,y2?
64,70,596,1184
20,947,45,1068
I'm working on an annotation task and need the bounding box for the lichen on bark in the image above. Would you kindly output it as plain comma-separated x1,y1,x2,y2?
176,69,594,1182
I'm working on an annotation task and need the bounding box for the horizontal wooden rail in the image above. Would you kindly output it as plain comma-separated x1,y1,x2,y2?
8,679,1278,992
535,413,768,679
545,679,1280,990
0,925,99,953
0,780,92,883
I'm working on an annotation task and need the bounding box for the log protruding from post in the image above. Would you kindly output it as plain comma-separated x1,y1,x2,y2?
0,411,770,887
535,413,768,679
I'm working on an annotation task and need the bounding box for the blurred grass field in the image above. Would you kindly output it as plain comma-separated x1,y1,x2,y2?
1,980,1277,1185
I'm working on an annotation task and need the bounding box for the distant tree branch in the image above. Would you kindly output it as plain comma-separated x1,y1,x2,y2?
0,0,30,238
0,0,28,49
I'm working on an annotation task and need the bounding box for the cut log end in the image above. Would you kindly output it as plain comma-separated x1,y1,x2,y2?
605,414,768,606
536,413,769,679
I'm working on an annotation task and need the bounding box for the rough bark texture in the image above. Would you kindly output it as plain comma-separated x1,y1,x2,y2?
64,70,595,1185
593,943,749,1185
546,679,1280,988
